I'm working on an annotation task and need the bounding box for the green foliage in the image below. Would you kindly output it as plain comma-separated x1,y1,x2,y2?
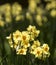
0,0,56,65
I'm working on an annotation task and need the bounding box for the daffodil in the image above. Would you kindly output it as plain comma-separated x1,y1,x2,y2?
5,16,12,23
41,44,50,59
6,34,13,48
16,48,27,55
50,9,56,17
34,47,42,59
42,44,49,53
28,0,37,13
27,25,40,40
33,40,41,47
12,2,22,16
30,40,41,55
26,12,32,20
27,25,36,32
30,48,35,55
21,31,30,42
35,14,42,26
15,15,24,21
13,30,22,43
21,41,30,48
0,20,5,27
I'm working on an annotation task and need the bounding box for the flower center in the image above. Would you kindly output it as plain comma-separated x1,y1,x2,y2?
16,35,19,38
20,49,24,54
22,36,26,40
37,51,40,55
45,47,48,51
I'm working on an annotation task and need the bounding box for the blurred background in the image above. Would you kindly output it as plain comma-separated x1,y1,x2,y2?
0,0,56,65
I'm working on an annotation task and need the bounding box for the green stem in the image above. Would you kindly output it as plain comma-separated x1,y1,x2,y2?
0,54,8,65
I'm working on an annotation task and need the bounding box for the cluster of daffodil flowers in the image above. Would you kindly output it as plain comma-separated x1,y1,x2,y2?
45,0,56,17
6,25,50,60
0,0,56,27
30,41,50,60
26,0,56,26
26,0,48,26
0,2,23,27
